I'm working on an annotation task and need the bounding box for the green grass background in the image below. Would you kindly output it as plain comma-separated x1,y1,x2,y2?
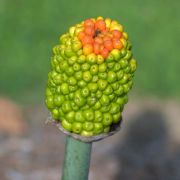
0,0,180,104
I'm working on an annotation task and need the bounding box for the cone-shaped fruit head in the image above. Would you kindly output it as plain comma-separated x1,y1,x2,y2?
45,17,137,136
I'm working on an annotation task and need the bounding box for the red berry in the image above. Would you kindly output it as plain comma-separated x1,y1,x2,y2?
95,19,106,31
84,19,95,28
112,30,122,39
84,26,95,36
94,37,103,44
113,39,123,49
103,35,111,42
93,42,100,54
101,48,109,58
81,35,94,45
104,40,113,51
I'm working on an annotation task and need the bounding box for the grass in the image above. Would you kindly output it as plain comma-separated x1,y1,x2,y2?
0,0,180,104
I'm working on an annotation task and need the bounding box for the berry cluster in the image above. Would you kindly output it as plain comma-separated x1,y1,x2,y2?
45,17,137,136
78,18,126,58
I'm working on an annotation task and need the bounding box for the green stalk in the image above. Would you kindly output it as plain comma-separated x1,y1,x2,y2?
62,136,92,180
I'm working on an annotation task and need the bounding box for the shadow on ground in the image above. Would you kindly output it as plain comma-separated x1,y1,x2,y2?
112,109,180,180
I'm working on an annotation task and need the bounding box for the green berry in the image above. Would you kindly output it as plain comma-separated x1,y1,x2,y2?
113,112,121,123
88,83,98,93
73,63,81,71
66,111,75,123
78,80,87,88
83,71,92,82
72,41,82,52
107,71,117,83
95,111,103,123
96,55,104,64
81,63,90,71
96,90,102,99
52,109,59,119
100,95,110,106
87,96,97,106
81,130,93,136
61,83,69,94
101,105,111,113
72,122,82,134
110,103,120,114
68,77,77,85
99,63,107,72
81,87,90,97
45,96,54,109
60,61,68,72
69,85,77,92
97,79,108,90
90,64,98,75
75,111,85,122
93,123,103,135
68,56,77,65
98,72,107,79
74,92,86,107
62,101,72,113
83,109,94,121
77,55,86,64
111,49,120,60
104,126,110,133
87,53,97,64
62,119,72,131
117,70,124,80
120,59,128,68
75,71,83,80
103,113,113,126
54,95,65,106
104,85,113,95
93,101,102,110
83,122,94,131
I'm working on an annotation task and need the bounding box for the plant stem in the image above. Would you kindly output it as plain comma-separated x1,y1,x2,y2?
62,136,92,180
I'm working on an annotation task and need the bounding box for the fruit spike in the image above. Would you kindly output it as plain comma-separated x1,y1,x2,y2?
45,17,137,137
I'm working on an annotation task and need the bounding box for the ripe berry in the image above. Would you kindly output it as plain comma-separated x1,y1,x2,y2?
84,19,95,28
84,26,95,36
112,30,122,39
83,44,93,55
101,48,109,58
113,39,123,49
104,40,113,51
95,19,106,31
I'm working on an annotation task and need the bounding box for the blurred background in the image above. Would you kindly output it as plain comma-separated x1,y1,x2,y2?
0,0,180,179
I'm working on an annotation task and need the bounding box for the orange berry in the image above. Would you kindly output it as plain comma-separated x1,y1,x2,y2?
113,39,123,49
99,45,104,53
107,33,113,38
84,19,95,28
78,31,86,40
93,43,100,54
95,19,106,31
112,30,122,39
94,37,103,44
104,40,113,51
83,44,93,55
103,35,111,42
81,35,94,45
84,26,95,36
101,48,109,58
101,28,109,35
